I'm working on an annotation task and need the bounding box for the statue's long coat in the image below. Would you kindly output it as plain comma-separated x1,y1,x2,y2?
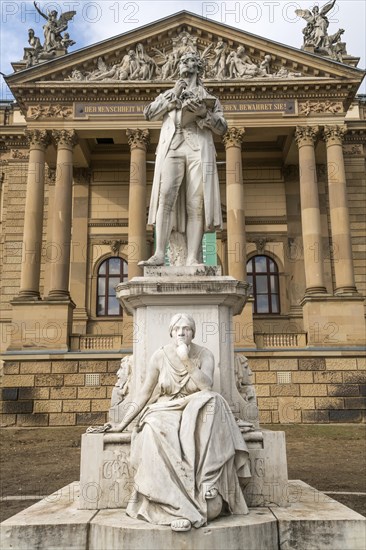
145,86,226,232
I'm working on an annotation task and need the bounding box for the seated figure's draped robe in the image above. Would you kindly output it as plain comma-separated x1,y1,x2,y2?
126,343,251,528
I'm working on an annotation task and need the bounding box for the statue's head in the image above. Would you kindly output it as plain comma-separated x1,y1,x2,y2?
312,5,319,15
237,46,246,56
179,52,203,78
28,28,35,36
169,313,196,340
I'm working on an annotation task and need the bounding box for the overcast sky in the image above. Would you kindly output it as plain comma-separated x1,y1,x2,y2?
1,0,365,100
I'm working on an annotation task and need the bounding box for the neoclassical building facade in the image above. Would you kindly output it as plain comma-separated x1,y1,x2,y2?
0,12,365,426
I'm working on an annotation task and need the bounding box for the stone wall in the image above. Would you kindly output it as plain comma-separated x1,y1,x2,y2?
247,354,366,424
1,353,365,427
0,358,122,427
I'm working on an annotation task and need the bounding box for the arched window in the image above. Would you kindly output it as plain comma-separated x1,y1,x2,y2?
97,257,128,316
247,255,280,314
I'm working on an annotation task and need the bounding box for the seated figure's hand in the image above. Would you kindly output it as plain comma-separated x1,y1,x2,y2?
176,343,189,361
103,422,123,433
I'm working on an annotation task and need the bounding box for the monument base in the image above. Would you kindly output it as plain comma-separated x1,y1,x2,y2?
78,430,289,510
1,481,364,550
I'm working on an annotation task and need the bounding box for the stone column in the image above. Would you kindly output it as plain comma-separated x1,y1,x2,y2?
324,125,357,295
126,129,150,279
223,128,246,281
17,130,50,300
47,130,78,300
295,126,327,294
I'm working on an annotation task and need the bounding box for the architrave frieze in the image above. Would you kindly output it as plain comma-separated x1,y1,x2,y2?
9,80,360,117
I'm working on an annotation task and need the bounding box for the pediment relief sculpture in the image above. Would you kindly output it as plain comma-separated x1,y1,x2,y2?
67,31,304,83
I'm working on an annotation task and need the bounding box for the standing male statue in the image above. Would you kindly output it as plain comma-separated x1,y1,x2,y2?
139,52,227,267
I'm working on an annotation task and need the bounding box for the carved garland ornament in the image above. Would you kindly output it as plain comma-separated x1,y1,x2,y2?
299,101,343,117
28,104,73,120
11,149,30,160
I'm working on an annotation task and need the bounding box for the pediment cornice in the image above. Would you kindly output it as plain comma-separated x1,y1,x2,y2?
7,11,364,81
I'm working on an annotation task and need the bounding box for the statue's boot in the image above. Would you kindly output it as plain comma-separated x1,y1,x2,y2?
138,203,172,266
186,215,204,266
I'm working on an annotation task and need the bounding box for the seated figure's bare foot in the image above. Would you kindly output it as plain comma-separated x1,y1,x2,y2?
171,518,191,532
138,254,165,267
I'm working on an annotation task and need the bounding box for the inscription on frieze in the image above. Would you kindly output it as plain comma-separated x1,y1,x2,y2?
74,99,296,118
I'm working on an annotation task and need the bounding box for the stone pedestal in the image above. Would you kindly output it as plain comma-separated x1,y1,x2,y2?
8,299,75,351
79,429,288,510
2,482,365,550
115,267,252,420
301,295,366,346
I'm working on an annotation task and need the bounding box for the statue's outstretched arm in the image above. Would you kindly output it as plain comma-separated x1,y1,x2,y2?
33,1,47,20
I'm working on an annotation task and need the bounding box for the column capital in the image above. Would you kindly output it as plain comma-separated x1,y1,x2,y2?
126,129,150,150
25,129,51,150
53,129,78,148
295,126,319,148
222,127,245,149
323,125,347,146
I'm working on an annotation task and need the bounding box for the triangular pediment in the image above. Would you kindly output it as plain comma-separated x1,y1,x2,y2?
6,10,365,110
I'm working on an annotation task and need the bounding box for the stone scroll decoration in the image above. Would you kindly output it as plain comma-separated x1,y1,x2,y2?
67,30,304,83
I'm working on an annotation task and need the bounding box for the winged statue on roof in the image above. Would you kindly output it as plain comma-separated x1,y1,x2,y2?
33,1,76,52
296,0,337,49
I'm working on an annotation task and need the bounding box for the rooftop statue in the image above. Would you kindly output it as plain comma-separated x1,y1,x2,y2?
33,1,76,52
295,0,347,61
138,51,226,267
105,314,251,532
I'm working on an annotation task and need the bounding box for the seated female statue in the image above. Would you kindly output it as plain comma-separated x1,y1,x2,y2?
106,313,251,532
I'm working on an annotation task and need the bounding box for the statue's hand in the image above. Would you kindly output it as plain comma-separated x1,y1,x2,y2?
184,98,207,117
173,79,187,98
104,422,122,432
176,343,189,361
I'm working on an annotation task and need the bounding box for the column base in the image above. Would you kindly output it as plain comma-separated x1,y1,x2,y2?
13,291,41,301
46,290,71,301
304,286,328,296
301,294,366,346
8,299,75,351
334,286,359,296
